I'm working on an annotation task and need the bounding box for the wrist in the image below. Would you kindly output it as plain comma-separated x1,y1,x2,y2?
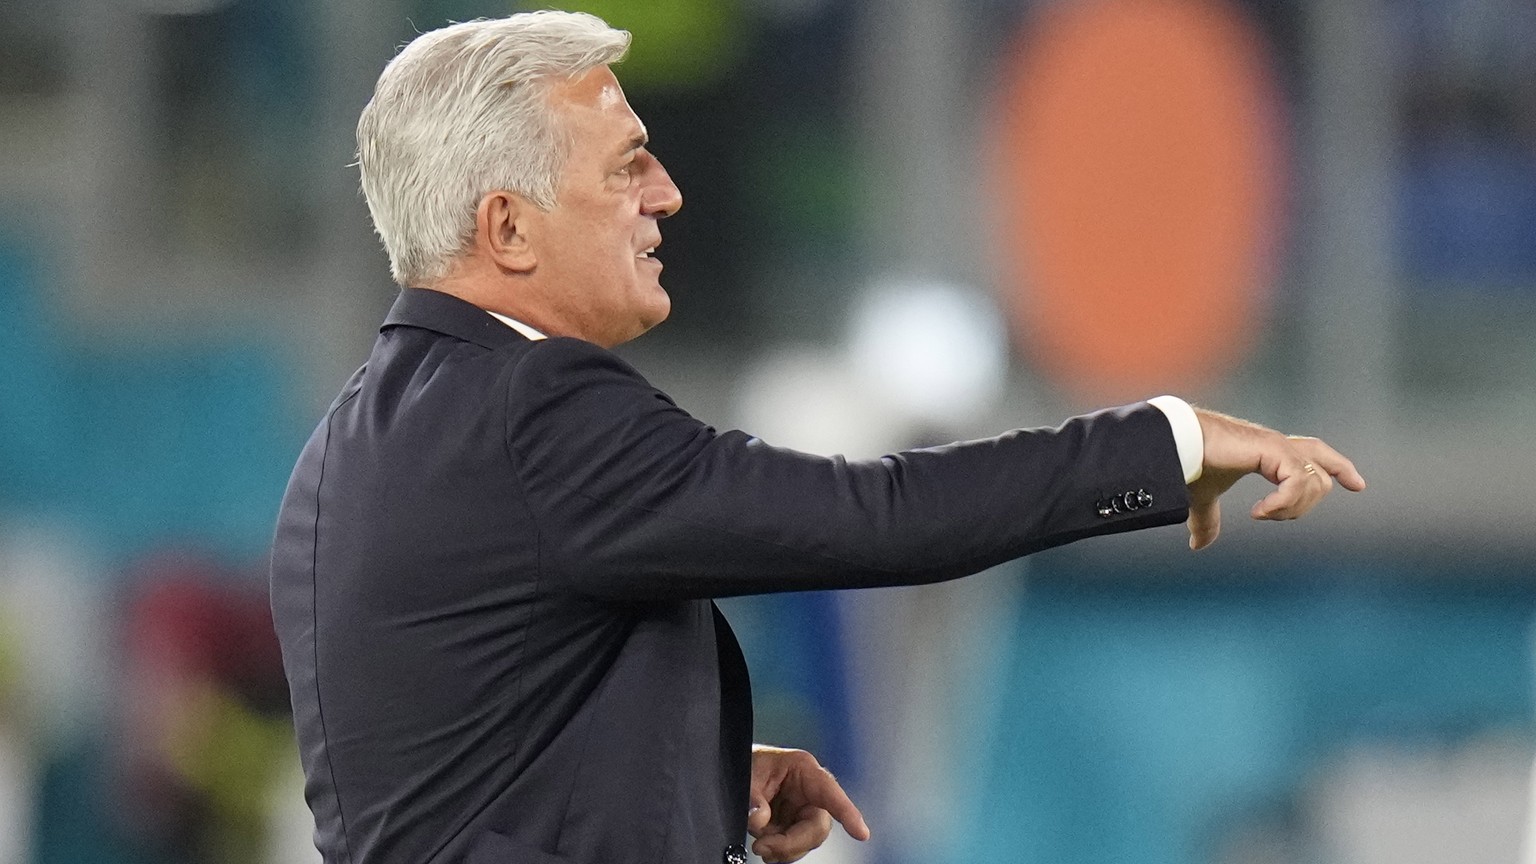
1148,396,1204,483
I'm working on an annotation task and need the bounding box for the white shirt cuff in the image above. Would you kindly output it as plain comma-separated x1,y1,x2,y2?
1147,395,1203,484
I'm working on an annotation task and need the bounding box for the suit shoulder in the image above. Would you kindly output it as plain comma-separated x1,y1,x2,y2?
517,336,637,368
506,337,654,390
327,363,368,410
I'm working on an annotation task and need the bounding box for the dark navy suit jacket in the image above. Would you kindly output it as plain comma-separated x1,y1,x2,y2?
270,287,1189,864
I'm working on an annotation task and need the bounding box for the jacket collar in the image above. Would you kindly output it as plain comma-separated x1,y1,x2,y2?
380,287,530,350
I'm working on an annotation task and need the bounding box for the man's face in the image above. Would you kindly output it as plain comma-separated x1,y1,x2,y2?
529,66,682,347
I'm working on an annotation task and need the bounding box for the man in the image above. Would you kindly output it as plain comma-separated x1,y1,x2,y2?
269,11,1364,864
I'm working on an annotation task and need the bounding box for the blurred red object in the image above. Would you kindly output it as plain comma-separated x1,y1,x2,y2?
111,553,289,862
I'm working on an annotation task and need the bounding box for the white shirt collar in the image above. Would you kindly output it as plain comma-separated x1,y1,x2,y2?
486,311,547,341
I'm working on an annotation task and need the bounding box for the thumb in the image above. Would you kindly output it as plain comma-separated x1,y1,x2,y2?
747,793,771,836
1187,496,1221,551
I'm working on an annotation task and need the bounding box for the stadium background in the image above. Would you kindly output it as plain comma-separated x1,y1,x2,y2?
1,0,1535,862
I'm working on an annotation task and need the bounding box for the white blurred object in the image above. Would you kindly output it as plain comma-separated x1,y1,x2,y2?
1313,737,1529,864
267,757,322,864
736,345,906,458
0,728,32,864
0,519,105,864
1525,749,1536,864
840,565,1024,864
0,521,108,749
846,278,1007,430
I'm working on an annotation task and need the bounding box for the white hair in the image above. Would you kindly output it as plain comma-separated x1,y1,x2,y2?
357,12,631,286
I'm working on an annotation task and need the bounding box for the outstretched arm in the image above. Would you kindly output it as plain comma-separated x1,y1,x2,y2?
504,337,1190,600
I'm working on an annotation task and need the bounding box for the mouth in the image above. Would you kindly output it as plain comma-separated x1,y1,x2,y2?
636,240,660,261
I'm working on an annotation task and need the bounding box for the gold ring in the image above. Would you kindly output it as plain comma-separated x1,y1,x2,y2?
1303,462,1318,475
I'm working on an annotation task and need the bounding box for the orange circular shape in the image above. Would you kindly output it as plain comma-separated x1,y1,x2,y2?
991,0,1284,399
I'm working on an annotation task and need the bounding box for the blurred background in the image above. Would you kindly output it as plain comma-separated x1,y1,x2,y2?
1,0,1534,862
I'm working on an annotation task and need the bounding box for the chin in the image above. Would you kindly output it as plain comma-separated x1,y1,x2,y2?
638,288,671,330
602,295,670,347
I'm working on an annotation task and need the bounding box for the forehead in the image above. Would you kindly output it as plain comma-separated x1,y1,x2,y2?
548,66,645,152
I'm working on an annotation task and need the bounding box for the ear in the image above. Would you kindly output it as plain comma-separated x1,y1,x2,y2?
474,190,538,273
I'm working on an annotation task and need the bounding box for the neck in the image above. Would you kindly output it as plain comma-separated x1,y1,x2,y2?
425,264,569,339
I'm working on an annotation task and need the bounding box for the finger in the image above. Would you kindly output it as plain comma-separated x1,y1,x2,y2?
752,838,808,864
1253,460,1325,520
802,769,870,841
747,792,771,836
752,807,832,863
752,834,795,864
1186,497,1221,551
1293,438,1367,492
752,809,830,863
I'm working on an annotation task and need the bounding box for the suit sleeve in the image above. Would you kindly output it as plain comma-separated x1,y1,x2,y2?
503,337,1189,600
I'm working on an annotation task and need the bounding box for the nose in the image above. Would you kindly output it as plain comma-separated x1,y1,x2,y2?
641,157,682,219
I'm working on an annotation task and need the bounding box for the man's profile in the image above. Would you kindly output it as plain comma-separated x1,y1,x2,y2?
269,11,1363,864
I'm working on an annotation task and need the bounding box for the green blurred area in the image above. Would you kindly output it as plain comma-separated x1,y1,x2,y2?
528,0,743,92
414,0,745,91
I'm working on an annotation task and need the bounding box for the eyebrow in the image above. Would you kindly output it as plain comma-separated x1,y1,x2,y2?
617,131,648,158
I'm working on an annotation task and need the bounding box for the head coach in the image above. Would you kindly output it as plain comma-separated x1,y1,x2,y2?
269,11,1365,864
